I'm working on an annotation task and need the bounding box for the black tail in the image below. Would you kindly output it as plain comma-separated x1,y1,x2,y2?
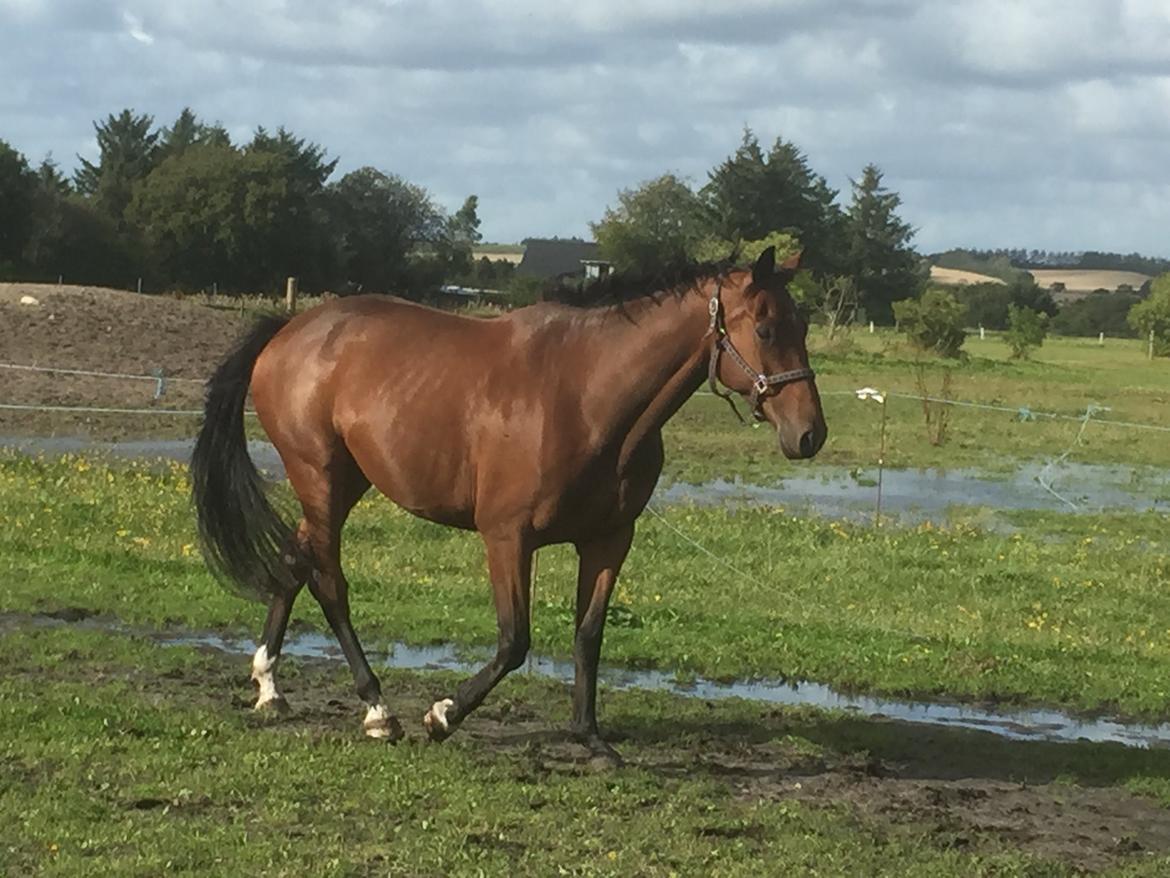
191,314,292,603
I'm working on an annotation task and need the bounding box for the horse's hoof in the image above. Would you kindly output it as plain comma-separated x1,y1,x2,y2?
363,704,404,742
573,729,624,768
423,698,457,742
254,695,291,716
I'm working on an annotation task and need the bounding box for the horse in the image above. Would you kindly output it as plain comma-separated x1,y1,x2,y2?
190,246,827,761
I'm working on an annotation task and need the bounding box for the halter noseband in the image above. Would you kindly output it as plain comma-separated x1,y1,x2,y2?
706,280,816,424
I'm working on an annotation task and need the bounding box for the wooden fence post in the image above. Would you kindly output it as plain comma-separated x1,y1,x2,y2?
286,277,298,314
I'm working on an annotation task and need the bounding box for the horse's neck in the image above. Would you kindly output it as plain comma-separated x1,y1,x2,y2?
576,291,711,468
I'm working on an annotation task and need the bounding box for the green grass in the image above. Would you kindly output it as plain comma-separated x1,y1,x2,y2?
5,626,1170,876
661,329,1170,483
3,453,1169,718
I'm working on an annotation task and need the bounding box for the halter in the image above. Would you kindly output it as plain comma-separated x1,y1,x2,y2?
706,279,816,424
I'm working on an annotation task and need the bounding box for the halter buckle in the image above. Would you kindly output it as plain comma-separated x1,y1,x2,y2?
753,376,770,396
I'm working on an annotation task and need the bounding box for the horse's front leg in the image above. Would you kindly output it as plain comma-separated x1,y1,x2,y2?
570,523,634,763
424,532,532,740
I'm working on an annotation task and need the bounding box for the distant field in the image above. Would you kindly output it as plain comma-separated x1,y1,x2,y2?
1029,269,1151,292
929,266,1005,286
472,243,524,264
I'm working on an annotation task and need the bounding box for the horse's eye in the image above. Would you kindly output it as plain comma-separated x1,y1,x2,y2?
755,324,773,341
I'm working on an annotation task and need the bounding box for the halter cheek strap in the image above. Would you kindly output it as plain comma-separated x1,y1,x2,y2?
706,282,816,424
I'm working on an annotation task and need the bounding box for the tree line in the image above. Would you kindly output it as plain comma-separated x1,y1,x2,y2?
0,108,483,297
590,129,923,324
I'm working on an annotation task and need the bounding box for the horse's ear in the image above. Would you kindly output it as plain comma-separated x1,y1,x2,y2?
751,246,776,285
779,250,802,274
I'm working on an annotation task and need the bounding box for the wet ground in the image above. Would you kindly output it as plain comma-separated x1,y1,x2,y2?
11,611,1170,873
15,610,1170,751
4,434,1168,524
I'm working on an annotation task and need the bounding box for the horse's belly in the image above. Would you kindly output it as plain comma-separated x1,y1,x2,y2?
344,424,477,529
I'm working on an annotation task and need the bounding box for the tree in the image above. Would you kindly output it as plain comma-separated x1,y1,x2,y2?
592,174,706,272
954,282,1012,330
1129,273,1170,356
0,140,36,272
1052,292,1140,338
893,288,966,357
440,195,482,279
701,129,843,275
74,109,160,223
244,127,338,287
327,167,447,297
842,164,922,324
1005,273,1057,317
126,144,306,291
1005,305,1048,359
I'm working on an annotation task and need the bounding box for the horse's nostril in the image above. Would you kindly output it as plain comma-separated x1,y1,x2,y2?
799,430,817,458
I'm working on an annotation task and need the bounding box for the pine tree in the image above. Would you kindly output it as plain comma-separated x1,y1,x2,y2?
73,109,160,223
843,164,921,323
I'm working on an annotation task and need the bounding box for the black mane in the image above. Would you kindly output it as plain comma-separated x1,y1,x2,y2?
545,258,737,309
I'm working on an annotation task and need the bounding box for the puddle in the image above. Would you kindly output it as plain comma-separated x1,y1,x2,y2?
167,627,1170,750
11,610,1170,749
3,435,1168,523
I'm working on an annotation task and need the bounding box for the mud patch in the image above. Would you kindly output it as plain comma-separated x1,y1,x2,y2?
12,624,1170,873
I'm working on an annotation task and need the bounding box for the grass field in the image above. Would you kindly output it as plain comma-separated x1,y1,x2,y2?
10,627,1170,875
4,292,1170,873
3,453,1169,717
4,452,1170,873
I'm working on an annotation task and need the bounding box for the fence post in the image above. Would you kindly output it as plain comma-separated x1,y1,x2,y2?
979,325,985,340
1098,332,1104,347
875,395,888,527
1151,329,1156,361
286,277,299,314
868,320,874,334
137,277,142,295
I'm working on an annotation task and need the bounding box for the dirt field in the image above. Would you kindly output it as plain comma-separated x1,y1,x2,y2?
0,283,254,437
928,266,1005,286
1029,269,1152,292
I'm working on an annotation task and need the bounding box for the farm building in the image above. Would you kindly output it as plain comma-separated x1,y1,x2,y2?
516,238,612,282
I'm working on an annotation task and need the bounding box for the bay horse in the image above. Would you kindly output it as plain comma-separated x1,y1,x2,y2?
190,247,826,760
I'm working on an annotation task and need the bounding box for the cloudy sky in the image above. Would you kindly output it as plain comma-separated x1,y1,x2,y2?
3,0,1169,254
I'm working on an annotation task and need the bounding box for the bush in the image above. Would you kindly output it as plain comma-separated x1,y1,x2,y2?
954,282,1011,329
1129,273,1170,356
1051,293,1140,338
892,288,966,357
501,274,544,308
1005,305,1048,359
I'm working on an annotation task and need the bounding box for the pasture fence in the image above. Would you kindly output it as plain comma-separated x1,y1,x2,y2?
3,358,1169,517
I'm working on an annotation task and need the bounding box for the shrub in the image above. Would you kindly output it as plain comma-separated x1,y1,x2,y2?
1005,305,1048,359
1051,293,1140,338
892,288,966,357
1129,273,1170,356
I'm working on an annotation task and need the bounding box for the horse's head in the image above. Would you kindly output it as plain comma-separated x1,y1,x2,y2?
710,247,827,460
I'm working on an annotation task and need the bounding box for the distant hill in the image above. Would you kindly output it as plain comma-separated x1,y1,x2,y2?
1028,269,1151,294
930,266,1005,287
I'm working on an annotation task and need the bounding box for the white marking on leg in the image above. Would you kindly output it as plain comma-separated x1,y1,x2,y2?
251,644,281,709
424,698,456,733
362,701,401,740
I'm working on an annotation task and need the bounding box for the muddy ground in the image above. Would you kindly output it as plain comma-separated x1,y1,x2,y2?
13,611,1170,874
0,283,252,437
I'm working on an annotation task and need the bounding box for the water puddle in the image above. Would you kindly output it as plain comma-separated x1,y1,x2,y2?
166,627,1170,750
660,464,1170,522
3,435,1167,523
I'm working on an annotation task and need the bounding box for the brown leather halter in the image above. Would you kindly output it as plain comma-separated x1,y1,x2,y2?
706,280,816,424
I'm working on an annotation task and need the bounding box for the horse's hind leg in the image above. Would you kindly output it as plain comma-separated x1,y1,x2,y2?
424,533,532,740
251,525,310,714
286,452,403,740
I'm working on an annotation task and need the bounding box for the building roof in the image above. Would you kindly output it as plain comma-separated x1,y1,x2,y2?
516,238,603,279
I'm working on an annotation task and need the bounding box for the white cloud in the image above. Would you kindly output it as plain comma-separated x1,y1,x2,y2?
1,0,1168,252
